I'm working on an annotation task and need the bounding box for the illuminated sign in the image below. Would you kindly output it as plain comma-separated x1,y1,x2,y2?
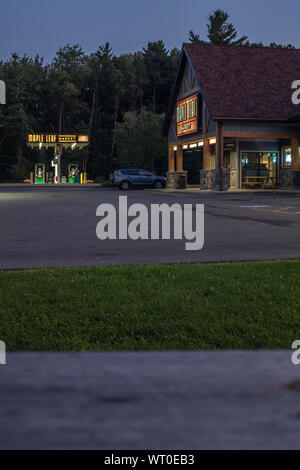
78,135,89,143
176,95,199,137
27,134,89,146
58,135,77,143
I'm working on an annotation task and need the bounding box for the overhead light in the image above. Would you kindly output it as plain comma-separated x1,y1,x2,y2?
198,141,204,147
39,143,43,150
209,138,216,145
190,143,197,148
183,145,188,149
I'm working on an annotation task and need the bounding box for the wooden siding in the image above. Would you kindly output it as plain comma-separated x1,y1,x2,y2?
224,121,300,134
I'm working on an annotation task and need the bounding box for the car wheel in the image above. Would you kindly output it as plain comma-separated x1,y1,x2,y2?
153,180,163,189
120,180,130,190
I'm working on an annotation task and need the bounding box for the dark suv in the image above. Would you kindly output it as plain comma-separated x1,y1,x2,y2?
110,169,167,190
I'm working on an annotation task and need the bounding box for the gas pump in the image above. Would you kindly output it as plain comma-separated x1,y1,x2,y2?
51,144,62,184
35,164,45,184
68,164,80,184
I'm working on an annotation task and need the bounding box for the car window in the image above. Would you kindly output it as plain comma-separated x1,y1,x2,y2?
139,170,152,176
122,170,139,175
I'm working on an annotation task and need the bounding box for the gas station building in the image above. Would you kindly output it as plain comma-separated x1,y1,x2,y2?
27,133,89,184
165,43,300,191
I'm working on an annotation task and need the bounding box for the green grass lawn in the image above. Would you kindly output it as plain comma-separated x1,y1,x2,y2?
1,260,300,351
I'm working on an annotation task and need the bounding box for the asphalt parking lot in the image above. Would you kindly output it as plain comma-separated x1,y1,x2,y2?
1,186,300,269
0,187,300,269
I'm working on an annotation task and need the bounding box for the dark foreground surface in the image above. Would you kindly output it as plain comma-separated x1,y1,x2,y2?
1,186,300,269
0,351,300,450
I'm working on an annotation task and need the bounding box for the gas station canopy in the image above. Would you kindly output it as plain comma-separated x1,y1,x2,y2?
27,134,89,149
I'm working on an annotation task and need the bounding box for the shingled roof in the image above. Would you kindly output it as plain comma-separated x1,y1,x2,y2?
178,43,300,121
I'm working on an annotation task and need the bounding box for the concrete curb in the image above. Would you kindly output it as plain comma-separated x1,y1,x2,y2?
145,188,300,196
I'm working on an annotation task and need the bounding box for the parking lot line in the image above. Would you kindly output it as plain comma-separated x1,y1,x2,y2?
252,206,300,215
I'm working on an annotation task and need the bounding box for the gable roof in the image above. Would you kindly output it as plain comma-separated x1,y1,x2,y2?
166,43,300,128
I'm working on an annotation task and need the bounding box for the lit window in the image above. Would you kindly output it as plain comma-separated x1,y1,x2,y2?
188,100,196,119
282,147,292,167
176,103,187,123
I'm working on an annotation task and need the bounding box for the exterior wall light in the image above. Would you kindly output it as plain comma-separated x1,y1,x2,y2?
209,138,216,145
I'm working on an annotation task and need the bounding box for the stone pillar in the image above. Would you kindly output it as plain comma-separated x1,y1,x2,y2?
200,139,212,190
280,167,293,188
167,146,176,188
216,121,224,170
212,121,229,191
200,169,213,190
291,137,300,170
174,171,188,189
167,171,175,188
212,169,230,191
291,137,300,189
177,144,183,171
168,146,175,173
203,139,211,170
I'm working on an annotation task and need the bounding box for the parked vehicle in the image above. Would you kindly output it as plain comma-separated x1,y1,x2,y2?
110,169,167,190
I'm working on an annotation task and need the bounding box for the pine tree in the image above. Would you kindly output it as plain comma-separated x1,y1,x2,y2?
189,9,248,45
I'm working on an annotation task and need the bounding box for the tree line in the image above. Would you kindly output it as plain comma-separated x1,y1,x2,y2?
0,9,295,183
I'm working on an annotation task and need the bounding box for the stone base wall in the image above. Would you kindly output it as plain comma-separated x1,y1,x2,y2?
280,168,292,188
212,169,230,191
200,170,213,190
167,171,188,189
174,171,188,189
167,172,175,189
292,170,300,189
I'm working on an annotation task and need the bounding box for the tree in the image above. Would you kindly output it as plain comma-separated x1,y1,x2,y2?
189,9,248,45
0,40,178,182
0,54,47,181
142,41,176,114
115,111,168,174
188,31,207,44
269,42,295,49
87,43,120,178
49,44,88,132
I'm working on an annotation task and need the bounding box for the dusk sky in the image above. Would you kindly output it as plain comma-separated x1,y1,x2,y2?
1,0,300,62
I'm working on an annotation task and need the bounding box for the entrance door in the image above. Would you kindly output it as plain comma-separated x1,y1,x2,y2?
241,152,278,188
223,150,230,169
183,148,203,185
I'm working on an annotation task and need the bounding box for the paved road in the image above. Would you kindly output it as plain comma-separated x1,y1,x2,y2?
1,186,300,269
0,350,299,450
